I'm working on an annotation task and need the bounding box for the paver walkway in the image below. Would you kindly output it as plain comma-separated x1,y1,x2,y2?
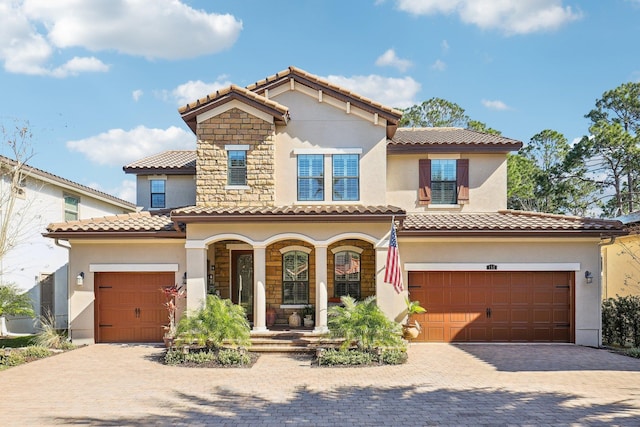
1,343,640,426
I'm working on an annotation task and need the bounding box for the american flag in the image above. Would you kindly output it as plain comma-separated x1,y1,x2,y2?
384,221,403,294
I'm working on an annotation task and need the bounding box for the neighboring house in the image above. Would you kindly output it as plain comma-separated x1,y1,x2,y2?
44,66,626,347
0,155,135,333
602,212,640,299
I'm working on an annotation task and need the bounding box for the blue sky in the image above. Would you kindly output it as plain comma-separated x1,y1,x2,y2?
1,0,639,204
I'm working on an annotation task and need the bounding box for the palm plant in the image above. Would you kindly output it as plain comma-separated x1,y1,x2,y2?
328,296,404,351
175,295,250,349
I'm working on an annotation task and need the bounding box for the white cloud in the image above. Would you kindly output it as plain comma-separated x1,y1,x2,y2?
114,179,137,204
0,0,242,76
395,0,582,35
482,99,510,111
375,49,413,72
441,39,450,52
132,90,143,102
66,126,195,166
172,78,234,106
324,74,421,109
431,59,446,71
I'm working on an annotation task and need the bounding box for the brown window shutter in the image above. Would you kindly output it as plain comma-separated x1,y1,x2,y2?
457,158,469,204
418,159,431,204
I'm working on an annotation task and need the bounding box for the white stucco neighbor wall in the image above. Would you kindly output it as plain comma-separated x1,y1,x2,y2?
1,173,133,333
396,237,603,347
66,240,186,345
272,89,388,207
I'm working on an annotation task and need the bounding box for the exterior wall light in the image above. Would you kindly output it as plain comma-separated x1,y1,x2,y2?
182,272,187,285
76,272,85,286
585,271,593,284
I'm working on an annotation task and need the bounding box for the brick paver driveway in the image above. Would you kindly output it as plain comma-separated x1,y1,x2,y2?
2,343,640,426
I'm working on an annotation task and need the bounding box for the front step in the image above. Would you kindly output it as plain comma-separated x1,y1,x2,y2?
249,330,344,353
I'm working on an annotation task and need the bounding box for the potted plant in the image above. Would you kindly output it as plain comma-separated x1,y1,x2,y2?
161,284,185,347
403,297,426,340
302,304,314,328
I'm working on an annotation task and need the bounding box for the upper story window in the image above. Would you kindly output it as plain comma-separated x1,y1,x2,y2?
334,250,361,299
227,149,247,186
150,179,166,208
64,194,79,221
332,154,359,201
282,250,309,304
419,158,469,205
298,155,324,201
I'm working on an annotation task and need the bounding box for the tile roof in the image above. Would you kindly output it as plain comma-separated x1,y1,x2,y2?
172,205,405,221
401,210,626,236
388,127,523,153
246,66,404,121
45,211,184,236
123,150,196,174
0,155,135,210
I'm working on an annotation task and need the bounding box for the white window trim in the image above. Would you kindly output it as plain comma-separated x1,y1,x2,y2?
293,148,363,155
224,185,250,190
280,245,312,254
331,245,363,254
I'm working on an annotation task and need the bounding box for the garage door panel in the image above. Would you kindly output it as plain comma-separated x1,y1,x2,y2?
408,271,573,343
96,272,173,343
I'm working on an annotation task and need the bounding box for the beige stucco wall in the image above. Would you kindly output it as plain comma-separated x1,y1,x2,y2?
135,174,196,210
66,239,186,345
271,90,388,206
397,237,602,346
386,153,507,212
602,235,640,299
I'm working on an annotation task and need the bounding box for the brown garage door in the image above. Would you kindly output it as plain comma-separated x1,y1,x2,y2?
95,272,174,343
408,271,573,343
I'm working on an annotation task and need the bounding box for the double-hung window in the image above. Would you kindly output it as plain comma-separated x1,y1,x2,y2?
282,250,309,304
298,154,324,201
150,179,166,208
332,154,359,201
228,150,247,186
431,160,457,204
64,194,79,221
334,251,361,299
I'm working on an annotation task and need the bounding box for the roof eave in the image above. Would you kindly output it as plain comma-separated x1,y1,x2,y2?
43,231,186,239
123,167,196,175
398,229,627,238
171,212,406,223
387,143,522,154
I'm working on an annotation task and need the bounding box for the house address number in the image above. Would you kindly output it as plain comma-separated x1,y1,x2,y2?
486,264,498,270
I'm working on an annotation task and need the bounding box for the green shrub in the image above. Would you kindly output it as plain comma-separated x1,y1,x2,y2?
164,349,186,365
328,296,405,351
35,310,72,350
176,295,251,349
380,348,408,365
184,350,216,364
22,345,52,359
217,348,250,366
317,348,375,366
0,349,26,367
602,296,640,347
625,347,640,358
0,283,35,318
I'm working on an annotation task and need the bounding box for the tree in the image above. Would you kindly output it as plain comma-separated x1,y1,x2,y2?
0,283,35,318
399,97,470,127
0,119,37,279
507,153,538,211
467,120,502,135
568,82,640,217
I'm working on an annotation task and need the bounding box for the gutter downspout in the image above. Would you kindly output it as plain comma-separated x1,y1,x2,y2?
53,238,71,335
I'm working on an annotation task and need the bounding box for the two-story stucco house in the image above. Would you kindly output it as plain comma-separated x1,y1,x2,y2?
44,66,625,347
0,156,135,334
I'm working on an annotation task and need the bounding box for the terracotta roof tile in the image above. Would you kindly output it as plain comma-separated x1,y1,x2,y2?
172,204,405,219
123,150,196,174
401,210,626,236
45,211,183,234
388,127,523,152
178,84,289,116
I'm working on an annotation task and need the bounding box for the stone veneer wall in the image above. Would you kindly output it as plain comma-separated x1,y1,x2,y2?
196,108,276,207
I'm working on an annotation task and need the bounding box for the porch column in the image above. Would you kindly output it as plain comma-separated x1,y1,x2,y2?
186,247,207,311
314,244,329,333
253,245,267,332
